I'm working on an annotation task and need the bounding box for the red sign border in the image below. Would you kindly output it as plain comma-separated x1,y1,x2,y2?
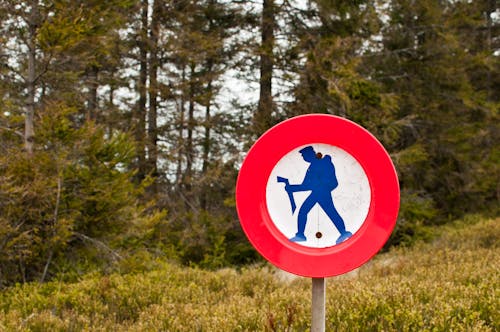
236,114,399,277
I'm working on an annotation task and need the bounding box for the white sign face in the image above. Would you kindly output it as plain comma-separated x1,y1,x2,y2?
266,143,371,248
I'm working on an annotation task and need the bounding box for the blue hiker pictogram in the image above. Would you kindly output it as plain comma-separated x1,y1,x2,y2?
277,146,352,245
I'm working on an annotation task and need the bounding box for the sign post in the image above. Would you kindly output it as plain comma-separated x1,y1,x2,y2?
236,114,399,329
311,278,326,332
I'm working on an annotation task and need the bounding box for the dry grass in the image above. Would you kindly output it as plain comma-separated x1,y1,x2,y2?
0,216,498,331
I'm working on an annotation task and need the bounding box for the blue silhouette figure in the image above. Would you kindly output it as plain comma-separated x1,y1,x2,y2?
278,146,352,245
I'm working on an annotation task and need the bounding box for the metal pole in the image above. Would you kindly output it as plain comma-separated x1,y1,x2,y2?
311,277,326,332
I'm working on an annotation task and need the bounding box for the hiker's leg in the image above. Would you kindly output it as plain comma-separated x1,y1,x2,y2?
318,195,346,234
297,195,316,235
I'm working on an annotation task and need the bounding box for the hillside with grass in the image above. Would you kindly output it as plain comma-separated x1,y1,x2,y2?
0,216,498,331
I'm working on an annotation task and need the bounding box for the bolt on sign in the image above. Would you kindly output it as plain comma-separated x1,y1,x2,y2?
236,114,400,278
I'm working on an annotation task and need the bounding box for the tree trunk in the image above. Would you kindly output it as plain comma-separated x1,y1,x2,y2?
201,59,214,211
202,81,212,176
107,82,115,137
25,0,39,155
254,0,275,136
135,0,148,180
87,65,98,122
176,66,187,187
485,0,494,96
148,0,160,183
185,63,196,191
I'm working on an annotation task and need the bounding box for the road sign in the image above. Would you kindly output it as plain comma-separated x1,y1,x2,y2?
236,114,399,277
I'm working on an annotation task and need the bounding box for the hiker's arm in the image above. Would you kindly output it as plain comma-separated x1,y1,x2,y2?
286,183,307,192
286,175,312,192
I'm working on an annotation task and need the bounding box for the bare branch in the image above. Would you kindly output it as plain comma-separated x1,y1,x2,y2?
0,126,24,138
74,232,123,261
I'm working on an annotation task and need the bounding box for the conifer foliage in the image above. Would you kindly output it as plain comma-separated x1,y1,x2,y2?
0,0,498,285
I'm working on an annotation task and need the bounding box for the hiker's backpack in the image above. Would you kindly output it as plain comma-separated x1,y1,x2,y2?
321,155,338,190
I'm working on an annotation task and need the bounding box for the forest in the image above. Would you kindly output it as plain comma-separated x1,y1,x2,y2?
0,0,498,287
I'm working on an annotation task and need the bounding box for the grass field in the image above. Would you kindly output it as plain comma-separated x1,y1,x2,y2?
0,216,498,331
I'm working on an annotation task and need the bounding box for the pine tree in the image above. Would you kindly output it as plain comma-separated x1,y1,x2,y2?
369,0,499,245
289,0,392,132
254,0,276,136
0,0,162,285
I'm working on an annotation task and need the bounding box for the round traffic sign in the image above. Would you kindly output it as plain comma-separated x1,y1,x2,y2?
236,114,399,277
